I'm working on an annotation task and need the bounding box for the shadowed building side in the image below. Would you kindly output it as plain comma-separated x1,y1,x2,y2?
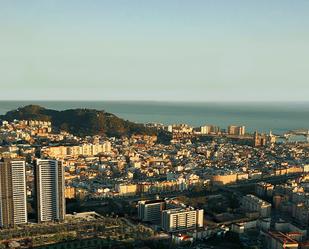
0,158,27,228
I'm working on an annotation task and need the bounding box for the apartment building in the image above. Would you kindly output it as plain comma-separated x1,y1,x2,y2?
0,159,27,228
228,125,245,136
241,194,271,218
42,142,112,158
34,159,65,222
138,199,166,223
161,208,204,232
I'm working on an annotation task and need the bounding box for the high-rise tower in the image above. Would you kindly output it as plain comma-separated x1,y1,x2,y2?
34,159,65,223
0,159,27,228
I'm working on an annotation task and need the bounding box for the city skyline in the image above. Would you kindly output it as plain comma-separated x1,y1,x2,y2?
1,1,309,101
1,2,309,248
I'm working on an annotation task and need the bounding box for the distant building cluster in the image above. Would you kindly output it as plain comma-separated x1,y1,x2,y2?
200,125,220,135
1,117,309,248
41,142,112,158
162,207,204,232
228,125,245,136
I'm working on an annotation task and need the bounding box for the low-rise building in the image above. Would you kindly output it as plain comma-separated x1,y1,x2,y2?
265,231,298,249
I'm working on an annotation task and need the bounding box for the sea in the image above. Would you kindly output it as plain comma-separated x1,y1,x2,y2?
0,101,309,136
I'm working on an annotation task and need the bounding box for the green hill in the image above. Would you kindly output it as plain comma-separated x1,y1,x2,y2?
0,105,156,137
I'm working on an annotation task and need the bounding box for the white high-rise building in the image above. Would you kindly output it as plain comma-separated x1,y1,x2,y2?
35,159,65,223
0,159,27,228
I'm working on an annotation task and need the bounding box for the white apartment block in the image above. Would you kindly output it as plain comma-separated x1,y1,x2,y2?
162,208,204,232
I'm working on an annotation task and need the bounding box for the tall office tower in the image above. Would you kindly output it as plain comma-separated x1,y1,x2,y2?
34,159,65,223
0,159,27,228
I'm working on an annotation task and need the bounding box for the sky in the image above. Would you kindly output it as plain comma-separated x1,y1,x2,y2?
0,0,309,101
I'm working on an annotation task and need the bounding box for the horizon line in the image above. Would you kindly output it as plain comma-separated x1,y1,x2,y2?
1,99,309,103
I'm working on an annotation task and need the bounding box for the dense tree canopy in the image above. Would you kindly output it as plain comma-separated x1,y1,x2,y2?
1,105,157,137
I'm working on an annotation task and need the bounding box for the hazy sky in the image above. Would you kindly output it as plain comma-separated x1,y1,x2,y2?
1,0,309,101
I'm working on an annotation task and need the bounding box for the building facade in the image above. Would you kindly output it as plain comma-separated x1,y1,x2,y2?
228,125,245,136
34,159,65,223
265,231,298,249
41,142,112,158
241,194,271,218
0,159,27,228
161,208,204,232
138,199,166,223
